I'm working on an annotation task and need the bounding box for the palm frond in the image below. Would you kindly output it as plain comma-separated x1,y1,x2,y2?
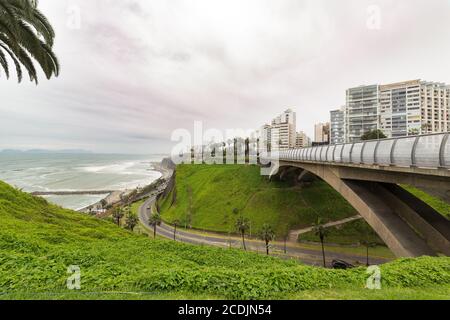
0,0,58,83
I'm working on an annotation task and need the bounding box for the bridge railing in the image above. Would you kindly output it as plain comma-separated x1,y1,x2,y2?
270,132,450,169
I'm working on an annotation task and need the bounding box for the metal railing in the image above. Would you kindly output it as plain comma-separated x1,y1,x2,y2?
267,132,450,169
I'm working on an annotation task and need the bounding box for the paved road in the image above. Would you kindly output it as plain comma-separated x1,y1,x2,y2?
138,196,391,267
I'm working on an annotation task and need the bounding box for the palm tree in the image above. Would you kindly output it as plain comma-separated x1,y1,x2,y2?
360,223,376,266
125,213,138,232
312,218,329,267
148,213,162,239
100,199,107,210
235,216,250,251
172,219,180,241
0,0,59,83
112,207,124,227
361,239,375,266
259,224,275,255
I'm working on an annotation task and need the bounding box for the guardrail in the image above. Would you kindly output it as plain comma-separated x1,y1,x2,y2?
267,132,450,169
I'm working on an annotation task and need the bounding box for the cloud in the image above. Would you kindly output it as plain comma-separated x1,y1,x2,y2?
1,0,450,153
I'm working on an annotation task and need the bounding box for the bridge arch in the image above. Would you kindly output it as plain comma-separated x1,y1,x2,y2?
272,162,450,258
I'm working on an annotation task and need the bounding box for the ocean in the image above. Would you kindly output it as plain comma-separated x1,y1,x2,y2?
0,153,165,210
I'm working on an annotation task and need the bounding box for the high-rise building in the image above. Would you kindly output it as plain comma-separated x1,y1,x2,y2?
343,80,450,142
379,80,450,137
330,107,345,144
314,122,330,144
345,85,380,143
270,109,297,150
258,124,272,151
296,131,311,148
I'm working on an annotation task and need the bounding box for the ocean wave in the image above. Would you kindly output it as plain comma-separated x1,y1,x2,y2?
79,161,137,174
2,155,164,209
112,171,162,190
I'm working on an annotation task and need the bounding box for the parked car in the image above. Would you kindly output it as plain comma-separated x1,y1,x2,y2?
332,259,355,269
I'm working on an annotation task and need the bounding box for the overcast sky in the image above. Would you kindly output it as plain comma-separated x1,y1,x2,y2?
1,0,450,154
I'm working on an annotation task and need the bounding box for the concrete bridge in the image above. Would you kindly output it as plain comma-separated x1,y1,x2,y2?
262,132,450,258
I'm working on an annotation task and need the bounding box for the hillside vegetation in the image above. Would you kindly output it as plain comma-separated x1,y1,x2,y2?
300,219,384,246
159,164,358,237
402,185,450,218
0,180,449,300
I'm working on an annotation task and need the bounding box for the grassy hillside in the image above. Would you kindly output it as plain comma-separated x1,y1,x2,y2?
299,219,385,246
402,185,450,219
1,180,449,300
160,164,358,237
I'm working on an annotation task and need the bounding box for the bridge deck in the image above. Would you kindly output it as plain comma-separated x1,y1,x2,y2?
264,132,450,176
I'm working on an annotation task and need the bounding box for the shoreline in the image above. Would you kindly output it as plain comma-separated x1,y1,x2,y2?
78,158,173,214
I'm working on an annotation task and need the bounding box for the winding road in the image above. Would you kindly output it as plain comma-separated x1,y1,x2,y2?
138,196,391,267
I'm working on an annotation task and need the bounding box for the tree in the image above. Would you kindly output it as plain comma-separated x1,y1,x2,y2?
361,239,376,266
148,213,162,239
172,219,180,241
360,222,376,266
222,142,226,163
245,137,250,163
408,128,420,136
100,199,107,210
421,122,432,134
235,216,250,251
256,138,260,164
125,213,138,231
360,130,387,141
259,224,275,255
312,217,329,267
112,207,124,227
0,0,59,83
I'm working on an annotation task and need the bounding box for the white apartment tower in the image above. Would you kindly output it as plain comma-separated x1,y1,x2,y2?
296,131,311,148
379,80,450,137
270,109,297,150
258,124,272,151
314,122,330,144
345,84,380,143
330,107,345,144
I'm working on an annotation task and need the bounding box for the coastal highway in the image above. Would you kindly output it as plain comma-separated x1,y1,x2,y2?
138,196,391,267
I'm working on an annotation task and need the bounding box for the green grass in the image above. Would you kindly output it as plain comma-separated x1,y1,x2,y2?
1,180,449,300
160,164,357,237
130,199,145,216
402,185,450,219
284,285,450,300
299,219,384,246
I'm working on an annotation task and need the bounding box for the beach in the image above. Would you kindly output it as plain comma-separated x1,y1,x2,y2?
79,158,175,214
0,152,166,211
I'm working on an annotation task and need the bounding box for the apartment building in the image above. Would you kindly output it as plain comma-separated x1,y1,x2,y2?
379,80,450,137
296,131,311,148
270,109,297,150
345,84,380,143
314,122,330,144
258,124,272,151
330,107,345,144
